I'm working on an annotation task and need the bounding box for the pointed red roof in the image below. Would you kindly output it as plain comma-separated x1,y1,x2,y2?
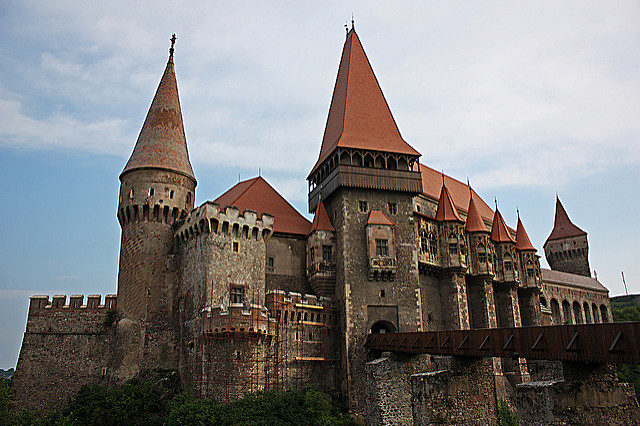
419,164,494,223
367,210,395,226
490,209,515,243
214,177,311,236
435,183,463,222
465,195,488,232
515,216,536,251
546,198,587,243
309,30,420,176
309,201,335,233
122,50,195,182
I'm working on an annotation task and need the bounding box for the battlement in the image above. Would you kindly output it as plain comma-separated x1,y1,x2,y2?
201,304,271,335
174,202,274,245
28,294,117,315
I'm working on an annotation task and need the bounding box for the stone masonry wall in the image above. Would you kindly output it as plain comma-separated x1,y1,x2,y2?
12,295,116,412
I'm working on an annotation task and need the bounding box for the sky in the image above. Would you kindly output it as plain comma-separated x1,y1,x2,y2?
0,1,638,369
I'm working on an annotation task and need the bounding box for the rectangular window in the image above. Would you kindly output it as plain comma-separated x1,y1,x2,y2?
233,241,239,252
376,239,388,257
268,257,274,267
527,269,534,278
359,201,368,213
230,286,244,304
504,261,512,271
309,247,315,262
322,245,332,262
449,243,458,255
388,202,397,214
478,253,487,263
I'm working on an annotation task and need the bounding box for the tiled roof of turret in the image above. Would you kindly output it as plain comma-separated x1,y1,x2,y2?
214,177,311,236
465,193,488,233
435,181,464,222
515,215,536,251
490,208,515,243
367,210,395,226
546,197,587,243
309,29,420,176
122,42,195,181
309,201,335,233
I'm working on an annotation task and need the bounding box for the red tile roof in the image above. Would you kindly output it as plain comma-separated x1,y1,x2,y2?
490,209,515,243
435,183,463,222
419,164,494,224
367,210,395,226
541,268,606,292
122,53,195,182
214,177,311,236
515,216,536,251
309,30,420,176
546,197,587,243
465,195,488,233
309,201,335,233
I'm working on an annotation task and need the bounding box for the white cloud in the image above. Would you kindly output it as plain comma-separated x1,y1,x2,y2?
0,0,638,191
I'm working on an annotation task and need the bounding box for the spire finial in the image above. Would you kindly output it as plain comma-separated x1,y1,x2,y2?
517,207,520,219
351,13,355,30
169,33,176,61
494,197,498,210
467,177,473,199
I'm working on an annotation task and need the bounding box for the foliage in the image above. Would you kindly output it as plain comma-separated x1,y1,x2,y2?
103,309,117,328
612,298,640,396
497,399,518,426
2,372,354,426
1,379,10,425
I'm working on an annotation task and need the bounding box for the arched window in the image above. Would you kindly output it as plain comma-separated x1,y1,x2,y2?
550,299,561,325
387,157,397,170
352,152,362,167
600,305,609,323
562,300,572,324
374,155,385,169
340,151,351,165
186,192,192,205
583,302,592,323
169,190,174,199
540,297,547,308
573,301,583,324
398,157,409,171
592,303,600,323
364,153,374,168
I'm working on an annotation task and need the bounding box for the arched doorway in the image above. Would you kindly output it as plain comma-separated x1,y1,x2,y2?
370,320,397,334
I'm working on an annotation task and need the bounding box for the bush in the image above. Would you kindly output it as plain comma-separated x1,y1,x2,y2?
612,299,640,396
497,399,518,426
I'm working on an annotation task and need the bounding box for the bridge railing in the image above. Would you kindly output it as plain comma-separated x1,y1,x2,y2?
364,322,640,364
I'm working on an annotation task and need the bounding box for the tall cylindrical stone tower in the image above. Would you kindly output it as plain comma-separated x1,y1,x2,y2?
116,36,196,370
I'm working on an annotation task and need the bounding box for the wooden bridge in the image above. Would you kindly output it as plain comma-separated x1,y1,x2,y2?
364,322,640,364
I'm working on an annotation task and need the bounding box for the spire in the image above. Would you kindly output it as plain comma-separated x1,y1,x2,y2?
309,29,420,176
490,207,515,243
121,34,196,182
309,201,335,234
435,181,463,222
546,197,587,242
515,215,536,251
465,187,488,232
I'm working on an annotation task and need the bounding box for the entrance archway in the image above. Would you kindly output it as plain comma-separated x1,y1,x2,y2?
370,320,397,334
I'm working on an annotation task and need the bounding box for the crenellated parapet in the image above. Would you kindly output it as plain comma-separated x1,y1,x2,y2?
174,202,274,246
28,294,117,315
201,304,271,335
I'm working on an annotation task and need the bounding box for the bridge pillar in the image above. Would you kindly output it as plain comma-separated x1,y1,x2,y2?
516,362,640,425
494,283,530,386
441,272,470,330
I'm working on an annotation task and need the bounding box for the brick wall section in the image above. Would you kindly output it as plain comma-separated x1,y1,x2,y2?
11,295,115,412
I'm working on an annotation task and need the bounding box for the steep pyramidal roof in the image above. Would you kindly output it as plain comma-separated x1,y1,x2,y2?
309,201,335,233
214,177,311,236
515,215,536,251
309,29,420,176
465,193,488,233
122,44,196,181
435,182,463,222
367,210,395,226
491,208,515,243
546,197,587,243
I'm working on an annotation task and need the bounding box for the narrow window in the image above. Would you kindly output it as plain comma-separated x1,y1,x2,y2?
129,188,134,199
322,245,332,262
169,190,174,199
376,239,389,257
186,192,192,204
359,201,368,213
380,289,386,298
388,202,397,214
230,286,244,304
148,188,154,197
309,247,315,262
449,243,458,255
504,261,512,271
233,242,239,252
478,253,487,263
268,257,274,267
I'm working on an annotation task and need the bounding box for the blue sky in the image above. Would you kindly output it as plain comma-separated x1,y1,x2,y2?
1,1,638,369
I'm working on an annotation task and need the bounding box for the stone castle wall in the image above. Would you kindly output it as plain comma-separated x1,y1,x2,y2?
11,295,116,412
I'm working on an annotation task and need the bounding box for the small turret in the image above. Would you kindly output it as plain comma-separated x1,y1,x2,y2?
491,206,518,282
435,180,466,269
543,197,590,277
515,213,541,288
465,189,492,275
307,201,336,296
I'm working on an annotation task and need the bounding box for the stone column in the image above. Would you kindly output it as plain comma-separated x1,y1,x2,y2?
494,283,530,384
440,271,470,330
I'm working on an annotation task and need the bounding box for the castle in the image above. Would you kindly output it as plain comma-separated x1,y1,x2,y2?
12,28,613,420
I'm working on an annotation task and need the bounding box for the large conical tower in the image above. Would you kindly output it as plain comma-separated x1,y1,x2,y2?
307,25,422,418
116,35,196,371
543,197,590,277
